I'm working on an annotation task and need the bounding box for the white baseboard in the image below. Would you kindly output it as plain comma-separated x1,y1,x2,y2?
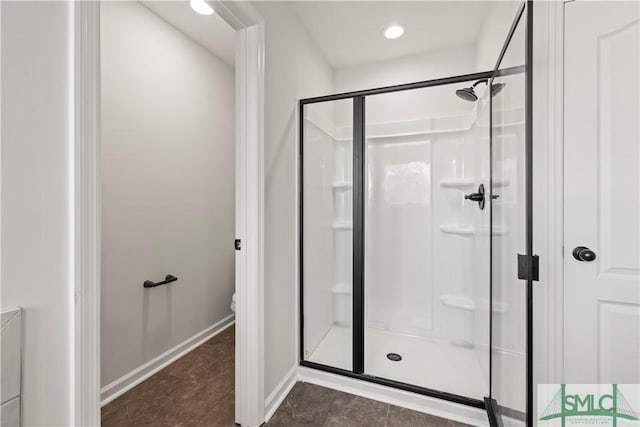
100,314,235,406
264,365,298,422
297,367,489,427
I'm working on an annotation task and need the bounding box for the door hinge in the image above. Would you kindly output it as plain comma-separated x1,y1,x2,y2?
518,254,539,281
235,239,241,251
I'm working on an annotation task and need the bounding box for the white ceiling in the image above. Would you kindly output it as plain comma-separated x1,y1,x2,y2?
291,1,490,69
141,1,235,66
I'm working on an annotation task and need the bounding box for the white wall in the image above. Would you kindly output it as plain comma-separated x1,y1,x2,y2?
335,45,477,93
100,1,235,386
334,46,478,128
475,1,523,71
1,2,74,425
249,1,335,398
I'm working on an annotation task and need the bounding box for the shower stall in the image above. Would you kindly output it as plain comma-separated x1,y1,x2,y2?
299,3,534,426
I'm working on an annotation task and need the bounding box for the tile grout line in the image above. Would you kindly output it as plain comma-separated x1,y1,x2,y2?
286,397,295,419
384,403,390,427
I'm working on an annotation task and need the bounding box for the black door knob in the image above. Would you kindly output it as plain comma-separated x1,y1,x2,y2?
573,246,596,262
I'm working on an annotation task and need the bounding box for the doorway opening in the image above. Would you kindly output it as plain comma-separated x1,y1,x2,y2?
96,2,241,425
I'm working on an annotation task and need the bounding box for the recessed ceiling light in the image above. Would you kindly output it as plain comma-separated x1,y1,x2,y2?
190,0,214,16
384,25,405,40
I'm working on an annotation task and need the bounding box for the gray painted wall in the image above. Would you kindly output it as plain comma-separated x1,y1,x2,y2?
100,1,235,387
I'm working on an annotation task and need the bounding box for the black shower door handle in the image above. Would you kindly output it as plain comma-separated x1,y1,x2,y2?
464,192,484,202
464,184,486,210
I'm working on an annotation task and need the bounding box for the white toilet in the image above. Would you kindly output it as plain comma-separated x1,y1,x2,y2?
231,292,236,313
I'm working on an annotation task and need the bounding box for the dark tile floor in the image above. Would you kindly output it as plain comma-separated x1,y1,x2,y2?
102,325,469,426
267,383,469,427
101,326,236,427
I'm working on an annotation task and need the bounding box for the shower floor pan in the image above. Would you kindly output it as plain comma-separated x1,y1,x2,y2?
308,325,487,401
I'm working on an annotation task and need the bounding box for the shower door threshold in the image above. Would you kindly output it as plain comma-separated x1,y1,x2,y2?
300,360,486,410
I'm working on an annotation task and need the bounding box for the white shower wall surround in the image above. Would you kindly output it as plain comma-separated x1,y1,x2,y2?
303,92,499,400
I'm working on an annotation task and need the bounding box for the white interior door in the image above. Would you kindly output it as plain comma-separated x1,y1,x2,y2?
564,0,640,384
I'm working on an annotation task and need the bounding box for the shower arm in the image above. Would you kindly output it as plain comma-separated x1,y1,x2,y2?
472,79,489,88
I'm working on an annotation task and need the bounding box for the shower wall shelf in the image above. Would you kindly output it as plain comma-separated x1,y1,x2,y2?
477,299,508,314
440,295,509,314
440,294,475,311
476,225,508,236
332,114,476,142
332,283,352,294
439,179,510,190
332,182,353,190
439,224,475,236
439,179,475,189
332,221,353,231
439,224,508,236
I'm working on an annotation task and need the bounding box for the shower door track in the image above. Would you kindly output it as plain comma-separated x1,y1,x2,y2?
300,360,487,409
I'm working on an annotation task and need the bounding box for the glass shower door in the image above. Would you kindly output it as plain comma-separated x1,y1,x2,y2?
489,2,532,426
362,82,490,402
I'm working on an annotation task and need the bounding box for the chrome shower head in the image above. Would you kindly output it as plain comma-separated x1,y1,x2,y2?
456,79,506,102
490,82,506,97
455,79,486,102
455,87,479,102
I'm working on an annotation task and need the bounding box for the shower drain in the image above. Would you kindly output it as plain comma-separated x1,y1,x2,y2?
386,353,402,362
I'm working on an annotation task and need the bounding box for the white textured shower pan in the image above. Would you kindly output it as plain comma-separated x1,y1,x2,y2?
309,326,487,401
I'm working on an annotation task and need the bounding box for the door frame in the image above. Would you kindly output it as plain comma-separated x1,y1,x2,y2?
535,0,569,387
543,0,566,386
73,2,266,426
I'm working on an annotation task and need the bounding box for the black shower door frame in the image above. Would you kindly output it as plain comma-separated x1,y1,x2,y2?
298,1,533,420
298,70,495,410
485,2,536,426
